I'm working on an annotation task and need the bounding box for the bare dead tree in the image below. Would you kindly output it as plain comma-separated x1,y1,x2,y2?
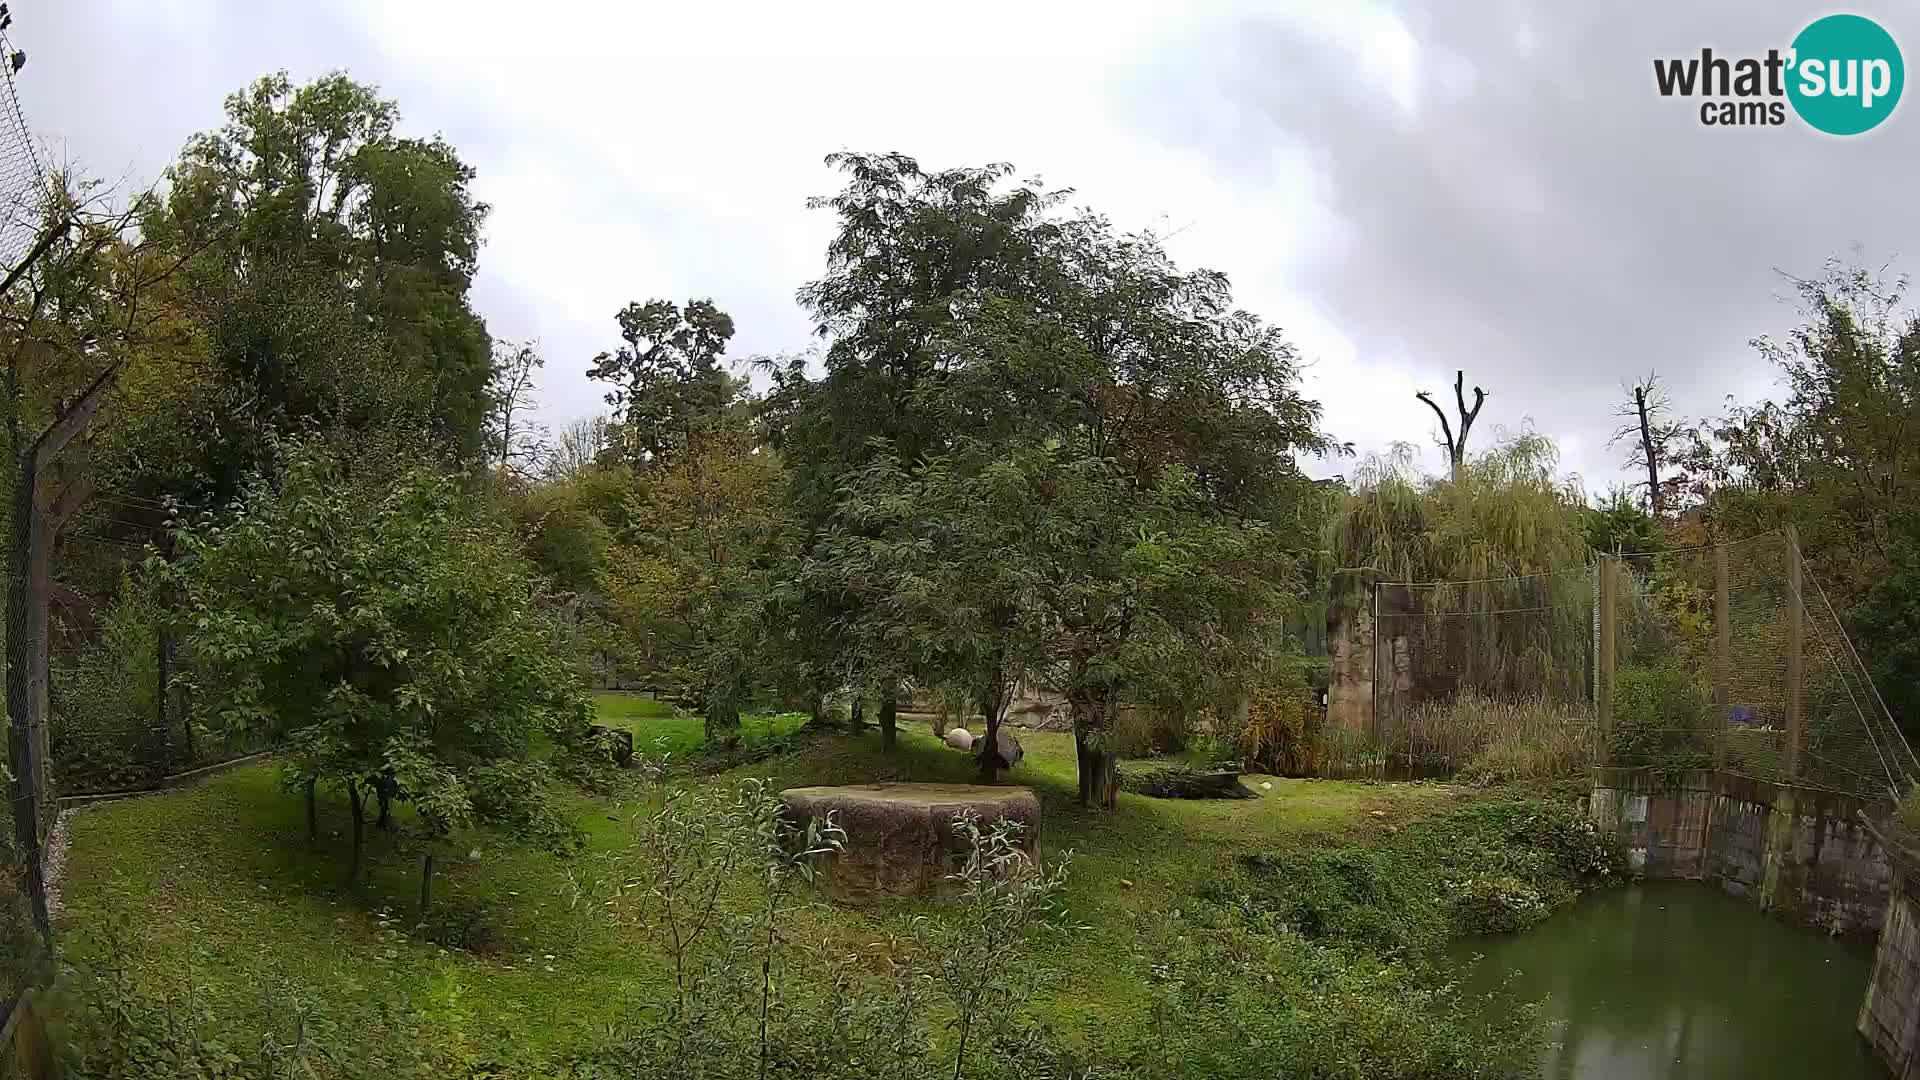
486,338,548,479
547,413,614,479
1608,372,1684,516
1415,369,1487,483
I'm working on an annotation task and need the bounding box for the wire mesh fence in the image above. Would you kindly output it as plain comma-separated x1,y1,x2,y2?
1339,565,1596,778
0,19,44,275
1323,529,1914,802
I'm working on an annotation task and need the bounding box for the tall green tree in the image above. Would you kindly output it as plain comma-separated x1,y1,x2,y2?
605,428,793,746
121,70,494,509
806,191,1334,799
1679,261,1919,609
588,299,741,471
764,154,1067,726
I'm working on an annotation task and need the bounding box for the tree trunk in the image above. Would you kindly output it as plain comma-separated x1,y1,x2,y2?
1635,386,1663,516
419,853,435,918
807,690,829,729
976,684,1005,784
850,697,865,728
878,686,897,749
305,778,318,842
376,773,395,831
347,780,366,885
1071,691,1120,810
705,691,741,748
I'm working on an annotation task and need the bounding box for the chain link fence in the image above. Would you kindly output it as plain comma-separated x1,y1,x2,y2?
1326,530,1913,802
1346,565,1595,778
1613,532,1917,803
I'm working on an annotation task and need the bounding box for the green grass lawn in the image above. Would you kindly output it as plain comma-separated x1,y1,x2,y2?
53,702,1468,1068
589,691,808,753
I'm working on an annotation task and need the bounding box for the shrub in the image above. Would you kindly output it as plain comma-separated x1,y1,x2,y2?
1608,662,1715,776
1220,797,1623,960
1897,784,1920,840
1454,875,1549,934
1235,660,1324,775
1397,690,1588,779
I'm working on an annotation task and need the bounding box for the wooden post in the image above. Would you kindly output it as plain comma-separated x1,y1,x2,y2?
1715,543,1731,770
1597,556,1616,741
419,853,435,918
1784,526,1804,782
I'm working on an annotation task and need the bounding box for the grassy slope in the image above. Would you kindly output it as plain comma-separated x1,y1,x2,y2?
54,695,1463,1065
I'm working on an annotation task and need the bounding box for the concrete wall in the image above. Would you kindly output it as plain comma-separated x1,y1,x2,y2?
1859,849,1920,1079
1588,768,1891,935
1327,604,1373,735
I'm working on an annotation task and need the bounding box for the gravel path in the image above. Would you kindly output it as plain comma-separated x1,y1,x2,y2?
42,803,91,923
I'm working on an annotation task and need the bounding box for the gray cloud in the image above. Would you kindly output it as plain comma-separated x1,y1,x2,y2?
1129,0,1915,488
17,2,1915,495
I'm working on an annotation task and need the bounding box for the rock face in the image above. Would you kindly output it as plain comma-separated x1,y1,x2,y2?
943,727,975,751
780,783,1041,900
990,728,1024,769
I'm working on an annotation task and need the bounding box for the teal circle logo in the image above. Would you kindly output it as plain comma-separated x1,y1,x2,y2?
1787,14,1904,135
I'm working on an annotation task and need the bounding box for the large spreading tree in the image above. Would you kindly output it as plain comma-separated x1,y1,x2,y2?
786,160,1335,800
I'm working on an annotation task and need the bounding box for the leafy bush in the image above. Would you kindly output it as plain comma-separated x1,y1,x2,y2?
1219,798,1623,960
1607,662,1716,776
1897,784,1920,840
1454,875,1549,934
1235,660,1324,775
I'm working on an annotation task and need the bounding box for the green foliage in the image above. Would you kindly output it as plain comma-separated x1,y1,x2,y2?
1680,261,1919,620
1326,434,1593,702
56,922,462,1079
586,299,743,471
1607,663,1715,777
1585,487,1662,554
603,429,794,746
116,70,496,512
790,169,1334,797
50,572,170,791
1853,514,1920,736
1402,691,1592,784
1233,658,1325,776
1223,798,1623,959
169,438,588,860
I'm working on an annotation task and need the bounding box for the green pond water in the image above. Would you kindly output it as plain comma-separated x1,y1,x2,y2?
1453,881,1883,1079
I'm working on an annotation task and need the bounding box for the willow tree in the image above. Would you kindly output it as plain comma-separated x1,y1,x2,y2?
1326,433,1592,702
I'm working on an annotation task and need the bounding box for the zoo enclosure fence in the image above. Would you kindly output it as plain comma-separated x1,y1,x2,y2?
1335,529,1915,804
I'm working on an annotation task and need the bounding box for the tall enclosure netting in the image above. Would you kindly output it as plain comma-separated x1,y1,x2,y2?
1357,565,1597,778
0,18,48,1004
0,24,42,270
1604,531,1912,803
1327,530,1912,799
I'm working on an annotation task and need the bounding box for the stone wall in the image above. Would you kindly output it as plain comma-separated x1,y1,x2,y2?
1860,841,1920,1078
1327,603,1374,735
1587,767,1891,934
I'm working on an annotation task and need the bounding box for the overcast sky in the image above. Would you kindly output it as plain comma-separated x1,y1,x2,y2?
17,1,1915,493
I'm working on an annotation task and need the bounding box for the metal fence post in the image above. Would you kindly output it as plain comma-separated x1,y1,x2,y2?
1715,542,1730,770
1784,526,1804,782
1597,555,1615,742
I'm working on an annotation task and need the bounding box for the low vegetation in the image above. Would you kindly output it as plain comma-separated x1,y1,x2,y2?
44,702,1616,1079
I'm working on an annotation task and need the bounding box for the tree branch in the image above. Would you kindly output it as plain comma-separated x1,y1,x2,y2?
1414,390,1455,457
